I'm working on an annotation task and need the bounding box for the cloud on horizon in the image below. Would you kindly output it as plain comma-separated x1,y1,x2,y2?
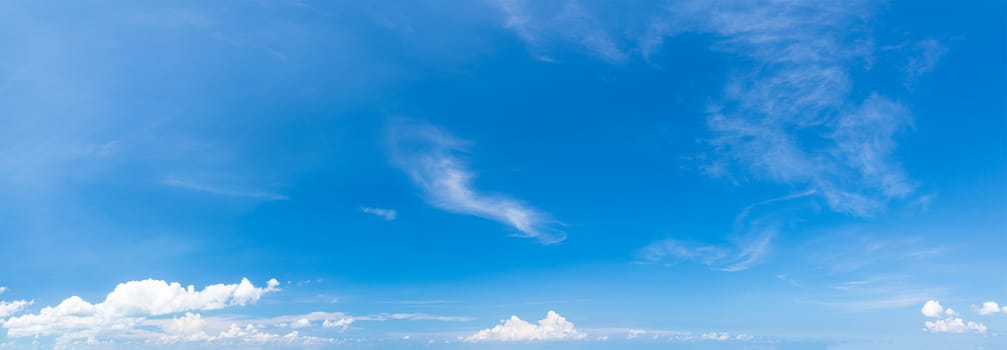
464,310,585,342
2,278,280,341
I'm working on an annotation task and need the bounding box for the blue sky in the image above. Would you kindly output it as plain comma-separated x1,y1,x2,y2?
0,0,1005,349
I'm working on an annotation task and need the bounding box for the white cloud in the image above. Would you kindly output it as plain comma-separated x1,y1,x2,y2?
592,327,755,342
212,323,331,345
701,332,729,341
2,277,279,339
977,301,1001,315
164,178,289,201
639,229,774,272
0,300,32,318
464,311,585,342
358,313,472,322
501,0,918,217
660,2,919,217
322,317,354,330
162,312,211,341
920,300,988,334
627,329,645,339
490,1,929,216
361,207,397,220
291,318,311,328
924,317,987,334
494,0,627,63
0,286,6,294
921,300,945,318
389,121,566,244
904,39,947,85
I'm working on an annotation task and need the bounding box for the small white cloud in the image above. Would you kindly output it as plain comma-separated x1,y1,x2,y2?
292,318,311,328
627,329,645,339
921,300,944,318
322,317,354,330
464,311,585,342
361,207,397,220
904,39,947,85
976,301,1001,315
924,317,987,334
0,286,6,294
701,332,729,341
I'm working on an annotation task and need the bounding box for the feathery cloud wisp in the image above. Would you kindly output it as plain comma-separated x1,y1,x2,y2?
664,1,919,217
164,178,289,201
494,0,627,63
389,121,567,244
361,207,397,220
639,229,774,272
492,1,930,217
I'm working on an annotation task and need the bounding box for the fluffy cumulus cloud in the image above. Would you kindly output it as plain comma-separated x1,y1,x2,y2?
0,300,32,318
920,300,987,334
921,300,945,318
2,277,279,340
161,312,211,341
389,120,567,244
974,301,998,313
154,311,361,345
924,317,987,334
465,311,585,342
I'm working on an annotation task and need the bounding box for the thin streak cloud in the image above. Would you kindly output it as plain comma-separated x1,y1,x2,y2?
164,178,289,201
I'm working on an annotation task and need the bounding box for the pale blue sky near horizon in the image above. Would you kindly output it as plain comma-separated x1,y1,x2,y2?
0,1,1005,349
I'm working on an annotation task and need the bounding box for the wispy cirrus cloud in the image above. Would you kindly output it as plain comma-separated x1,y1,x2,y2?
492,1,943,273
388,120,567,244
493,0,627,63
164,177,289,201
640,190,813,272
657,1,921,217
639,228,774,272
361,206,397,220
492,1,936,217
